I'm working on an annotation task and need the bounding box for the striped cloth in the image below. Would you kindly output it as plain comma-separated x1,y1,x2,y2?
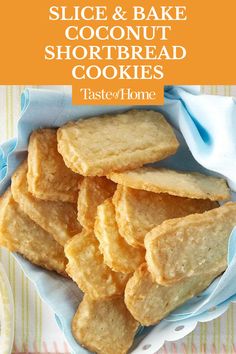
0,85,235,354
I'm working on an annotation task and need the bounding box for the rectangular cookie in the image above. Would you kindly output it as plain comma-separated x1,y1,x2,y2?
0,188,67,275
57,110,179,176
65,230,129,299
77,176,116,230
124,263,225,326
108,167,230,201
72,295,139,354
145,202,236,285
28,128,83,203
11,161,82,246
113,185,218,248
94,199,145,274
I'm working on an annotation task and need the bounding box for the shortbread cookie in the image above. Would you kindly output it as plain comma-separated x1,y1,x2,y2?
0,189,67,275
28,129,82,203
65,230,129,299
145,202,236,285
57,110,179,176
72,295,139,354
113,185,218,248
124,263,225,326
108,167,230,201
94,199,145,273
77,177,116,230
11,161,81,246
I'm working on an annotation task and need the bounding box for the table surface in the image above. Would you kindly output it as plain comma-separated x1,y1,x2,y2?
0,85,236,354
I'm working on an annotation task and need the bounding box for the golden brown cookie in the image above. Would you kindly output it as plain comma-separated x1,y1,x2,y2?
145,202,236,285
57,110,179,176
72,295,139,354
94,199,145,273
113,185,218,248
108,167,230,201
77,176,116,230
28,129,83,203
124,263,225,326
11,161,82,246
65,230,130,299
0,188,67,275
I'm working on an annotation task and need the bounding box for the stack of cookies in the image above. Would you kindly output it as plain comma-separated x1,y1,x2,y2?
0,110,234,354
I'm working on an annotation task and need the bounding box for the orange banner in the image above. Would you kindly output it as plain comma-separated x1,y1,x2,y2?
0,0,235,104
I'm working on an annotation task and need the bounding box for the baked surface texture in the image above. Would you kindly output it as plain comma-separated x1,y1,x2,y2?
124,263,226,326
11,161,82,246
108,167,230,201
113,185,218,248
77,176,116,230
72,295,139,354
65,230,129,299
145,202,236,285
0,188,67,275
94,198,145,273
57,110,179,176
28,128,82,203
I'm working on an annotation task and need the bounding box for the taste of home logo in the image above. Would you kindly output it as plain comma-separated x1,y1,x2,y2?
79,88,158,102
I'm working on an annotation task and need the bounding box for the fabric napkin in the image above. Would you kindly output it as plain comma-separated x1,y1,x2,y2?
1,86,236,353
